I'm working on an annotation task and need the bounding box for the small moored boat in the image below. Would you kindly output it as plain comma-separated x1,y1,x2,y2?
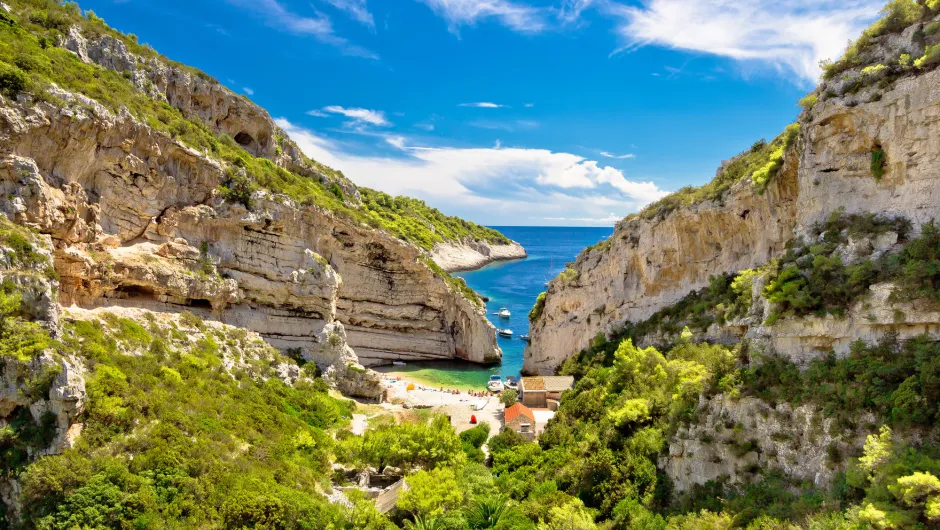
520,334,530,342
493,307,511,318
487,375,504,392
392,361,406,366
505,376,518,390
496,328,513,337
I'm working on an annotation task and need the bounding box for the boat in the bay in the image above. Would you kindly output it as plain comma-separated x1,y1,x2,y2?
487,375,505,392
494,307,511,318
497,328,513,337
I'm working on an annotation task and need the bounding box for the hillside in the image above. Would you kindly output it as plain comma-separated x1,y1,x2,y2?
2,0,940,529
516,0,940,527
0,0,530,374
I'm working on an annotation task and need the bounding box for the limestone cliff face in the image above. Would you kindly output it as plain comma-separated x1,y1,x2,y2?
525,26,940,374
663,395,878,492
431,239,527,273
523,148,800,375
0,31,503,397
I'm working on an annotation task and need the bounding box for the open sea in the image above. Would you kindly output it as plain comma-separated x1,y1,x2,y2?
375,226,613,390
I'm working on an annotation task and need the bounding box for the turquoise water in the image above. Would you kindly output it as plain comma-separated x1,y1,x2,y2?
377,226,613,390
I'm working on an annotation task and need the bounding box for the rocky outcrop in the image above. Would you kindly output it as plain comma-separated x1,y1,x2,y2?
526,29,940,374
663,395,877,492
60,26,359,201
430,239,527,272
0,81,500,397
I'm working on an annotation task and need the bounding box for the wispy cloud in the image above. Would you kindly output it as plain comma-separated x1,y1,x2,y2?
459,102,507,108
225,0,378,59
469,119,539,132
607,0,882,82
321,105,391,127
600,151,635,159
318,0,374,28
243,87,255,96
306,109,329,117
415,0,547,35
277,118,668,225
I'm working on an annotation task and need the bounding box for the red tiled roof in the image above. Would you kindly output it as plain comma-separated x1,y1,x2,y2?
504,402,535,423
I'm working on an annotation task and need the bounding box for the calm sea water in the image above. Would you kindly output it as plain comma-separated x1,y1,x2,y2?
376,226,613,390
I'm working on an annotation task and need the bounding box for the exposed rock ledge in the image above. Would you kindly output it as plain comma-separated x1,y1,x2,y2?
431,240,527,272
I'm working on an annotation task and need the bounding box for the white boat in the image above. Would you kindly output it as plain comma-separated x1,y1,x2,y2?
496,328,513,337
505,376,518,390
487,375,504,392
392,361,406,366
494,307,511,319
520,334,530,342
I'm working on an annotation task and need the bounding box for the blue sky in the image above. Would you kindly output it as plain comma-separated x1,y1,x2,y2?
82,0,883,226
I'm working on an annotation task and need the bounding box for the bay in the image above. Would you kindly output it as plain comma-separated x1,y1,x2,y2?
376,226,613,390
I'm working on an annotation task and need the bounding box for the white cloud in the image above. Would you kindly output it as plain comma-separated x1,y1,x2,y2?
225,0,377,59
318,0,374,28
322,106,390,127
608,0,882,82
459,102,507,108
558,0,594,24
306,110,329,117
385,135,407,149
600,151,635,159
524,103,535,108
415,0,546,34
276,118,668,225
243,87,254,96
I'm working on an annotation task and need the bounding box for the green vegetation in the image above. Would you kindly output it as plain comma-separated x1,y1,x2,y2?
361,189,508,251
872,147,887,180
0,216,55,278
742,333,939,427
762,211,912,324
421,257,483,309
633,124,799,221
498,389,518,407
0,282,53,364
821,0,926,80
798,93,818,111
751,124,800,194
12,311,359,529
529,292,546,322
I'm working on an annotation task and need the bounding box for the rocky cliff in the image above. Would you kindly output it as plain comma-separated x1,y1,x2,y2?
430,239,527,273
525,9,940,375
0,5,510,401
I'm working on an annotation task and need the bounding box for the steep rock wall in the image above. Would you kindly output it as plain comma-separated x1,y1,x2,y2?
526,55,940,375
523,148,800,375
0,86,501,393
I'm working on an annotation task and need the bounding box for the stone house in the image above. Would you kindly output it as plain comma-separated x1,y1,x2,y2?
519,376,575,409
503,402,537,441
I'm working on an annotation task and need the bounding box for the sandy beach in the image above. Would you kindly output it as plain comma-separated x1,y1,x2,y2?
380,375,504,437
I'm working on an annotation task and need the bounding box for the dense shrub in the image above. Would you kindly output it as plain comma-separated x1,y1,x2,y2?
762,211,911,323
529,292,546,322
742,333,939,427
15,312,353,528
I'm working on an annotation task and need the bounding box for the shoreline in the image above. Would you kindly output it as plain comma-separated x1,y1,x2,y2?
431,240,528,273
373,364,493,392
